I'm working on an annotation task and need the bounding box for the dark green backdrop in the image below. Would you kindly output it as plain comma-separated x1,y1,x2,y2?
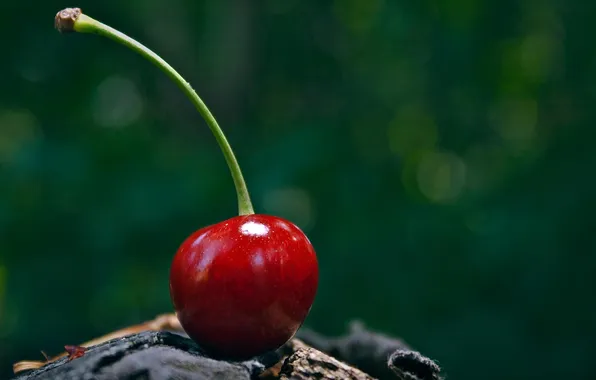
1,1,595,379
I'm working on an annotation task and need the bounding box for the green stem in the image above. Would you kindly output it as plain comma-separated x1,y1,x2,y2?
55,8,254,215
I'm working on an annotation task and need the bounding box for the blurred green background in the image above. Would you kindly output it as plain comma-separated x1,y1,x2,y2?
1,0,595,379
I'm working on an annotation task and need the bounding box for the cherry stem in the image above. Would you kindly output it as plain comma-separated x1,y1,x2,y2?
54,8,254,216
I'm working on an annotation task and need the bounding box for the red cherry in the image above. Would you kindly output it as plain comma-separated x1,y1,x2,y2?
52,9,320,360
169,214,319,360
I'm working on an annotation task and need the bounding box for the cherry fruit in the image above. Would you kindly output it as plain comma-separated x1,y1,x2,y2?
170,214,318,359
55,8,319,360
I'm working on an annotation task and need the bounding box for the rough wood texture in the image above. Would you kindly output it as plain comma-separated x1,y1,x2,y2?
296,321,413,379
11,323,443,380
277,339,374,379
11,331,278,380
388,350,442,380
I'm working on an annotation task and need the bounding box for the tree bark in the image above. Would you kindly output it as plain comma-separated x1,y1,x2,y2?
12,323,442,380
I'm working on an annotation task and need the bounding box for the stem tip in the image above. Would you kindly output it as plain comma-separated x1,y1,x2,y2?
55,8,82,33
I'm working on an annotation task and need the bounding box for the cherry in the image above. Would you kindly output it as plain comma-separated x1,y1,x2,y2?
170,214,318,359
55,8,320,360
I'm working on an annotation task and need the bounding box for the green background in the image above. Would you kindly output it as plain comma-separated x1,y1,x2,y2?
1,1,595,379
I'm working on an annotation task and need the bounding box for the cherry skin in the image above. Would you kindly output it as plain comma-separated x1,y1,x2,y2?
169,214,319,360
